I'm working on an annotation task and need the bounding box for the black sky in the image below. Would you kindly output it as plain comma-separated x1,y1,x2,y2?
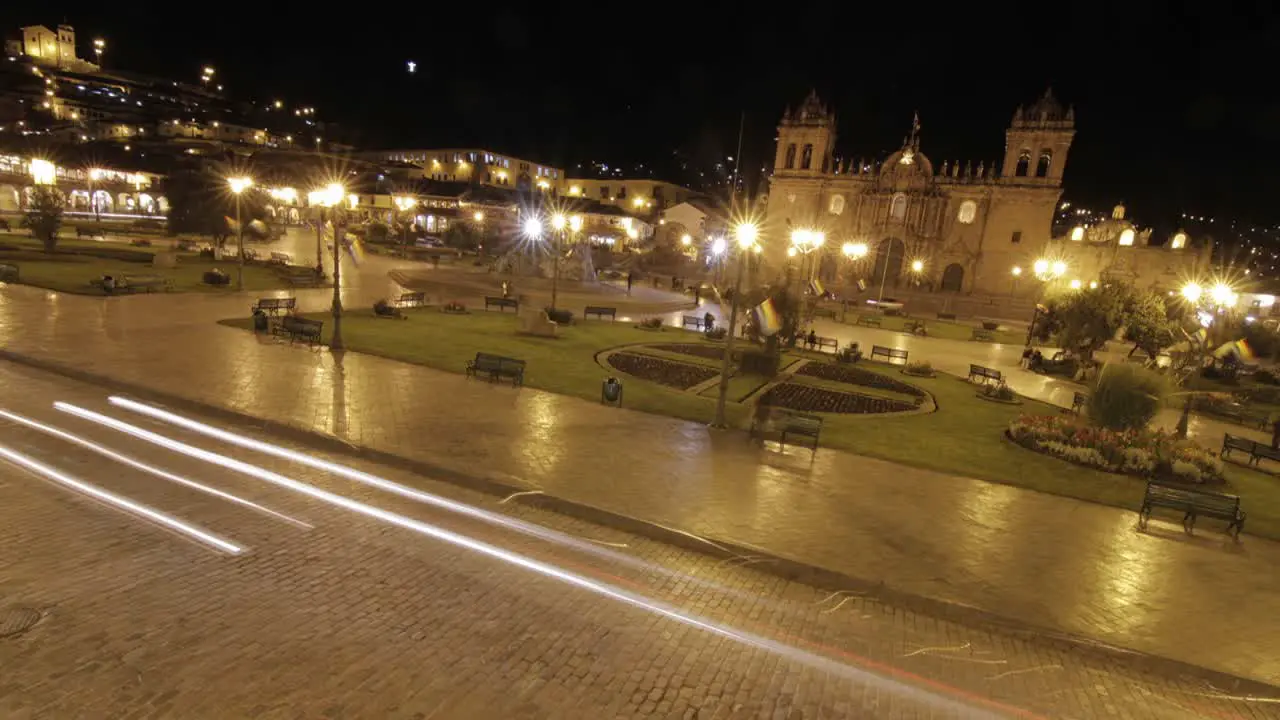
26,2,1280,229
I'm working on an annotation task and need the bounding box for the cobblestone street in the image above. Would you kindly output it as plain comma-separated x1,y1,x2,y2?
0,364,1272,719
0,283,1278,693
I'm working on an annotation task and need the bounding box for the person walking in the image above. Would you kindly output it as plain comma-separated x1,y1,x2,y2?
626,272,633,296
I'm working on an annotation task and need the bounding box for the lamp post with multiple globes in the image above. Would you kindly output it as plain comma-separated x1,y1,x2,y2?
712,222,760,429
227,176,253,290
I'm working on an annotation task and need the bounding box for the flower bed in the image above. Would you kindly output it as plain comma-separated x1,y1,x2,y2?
1007,414,1225,485
796,362,926,397
650,343,725,361
761,383,917,414
606,352,718,389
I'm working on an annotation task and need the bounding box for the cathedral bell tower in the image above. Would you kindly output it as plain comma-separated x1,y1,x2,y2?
1002,89,1075,184
774,90,836,177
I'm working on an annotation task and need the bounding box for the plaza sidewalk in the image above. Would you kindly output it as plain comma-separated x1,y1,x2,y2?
1,283,1278,688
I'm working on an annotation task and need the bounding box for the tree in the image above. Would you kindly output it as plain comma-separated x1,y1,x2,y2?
25,186,65,253
164,169,230,246
1122,290,1178,361
1035,284,1130,361
443,222,494,252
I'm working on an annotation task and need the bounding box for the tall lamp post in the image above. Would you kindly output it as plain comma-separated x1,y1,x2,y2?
93,38,105,67
88,168,103,222
312,183,347,350
393,195,417,247
227,176,253,290
840,241,868,320
789,229,825,298
712,222,760,429
550,213,567,310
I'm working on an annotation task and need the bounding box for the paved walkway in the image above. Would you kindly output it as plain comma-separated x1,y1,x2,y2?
1,282,1278,687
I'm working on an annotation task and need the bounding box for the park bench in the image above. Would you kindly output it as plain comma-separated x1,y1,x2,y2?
484,296,519,312
856,315,882,328
903,320,928,336
750,407,823,454
812,307,837,320
1220,433,1280,468
269,251,293,266
871,345,908,364
937,312,957,321
806,336,838,353
584,305,617,321
968,364,1003,385
1138,480,1245,539
1071,391,1088,414
252,297,296,316
392,291,426,308
120,274,170,293
1202,401,1270,429
281,269,322,287
0,218,9,231
281,315,323,347
75,226,102,239
970,328,994,341
465,351,526,386
682,315,706,331
0,263,17,282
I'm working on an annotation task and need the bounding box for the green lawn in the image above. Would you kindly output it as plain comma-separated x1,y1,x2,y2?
841,312,1026,344
220,308,1280,539
0,233,295,295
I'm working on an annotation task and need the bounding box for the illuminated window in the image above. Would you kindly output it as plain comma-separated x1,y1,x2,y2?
1171,232,1187,249
957,200,977,224
828,195,845,215
890,193,907,220
1119,229,1135,246
1070,226,1084,241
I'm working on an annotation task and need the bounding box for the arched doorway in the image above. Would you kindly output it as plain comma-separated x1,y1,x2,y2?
941,263,965,292
872,237,905,290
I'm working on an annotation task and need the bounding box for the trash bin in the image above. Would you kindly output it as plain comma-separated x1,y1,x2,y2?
253,309,269,333
601,377,623,407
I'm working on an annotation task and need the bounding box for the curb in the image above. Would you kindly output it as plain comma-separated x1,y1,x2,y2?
1,347,1277,697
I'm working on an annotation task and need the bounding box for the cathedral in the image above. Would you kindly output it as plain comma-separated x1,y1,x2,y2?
763,90,1075,297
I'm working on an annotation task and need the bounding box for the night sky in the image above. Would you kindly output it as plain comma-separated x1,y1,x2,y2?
22,4,1280,229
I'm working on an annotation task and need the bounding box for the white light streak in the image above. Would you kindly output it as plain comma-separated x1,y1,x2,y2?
0,409,310,529
0,443,242,555
63,402,993,718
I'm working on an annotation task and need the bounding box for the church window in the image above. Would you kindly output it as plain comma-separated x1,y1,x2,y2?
1015,150,1030,177
957,200,977,224
1171,232,1187,249
1011,230,1023,244
784,144,796,169
1035,150,1052,178
890,193,907,220
1119,229,1135,246
801,144,813,170
1070,226,1085,241
828,195,845,215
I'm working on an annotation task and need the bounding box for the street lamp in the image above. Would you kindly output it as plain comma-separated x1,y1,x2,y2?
1181,282,1203,304
93,38,105,67
713,221,759,428
309,182,348,350
88,168,103,221
393,195,416,245
227,176,253,290
550,213,567,310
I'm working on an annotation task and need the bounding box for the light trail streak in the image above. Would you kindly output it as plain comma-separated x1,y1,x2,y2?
0,443,243,555
61,401,1003,718
105,397,761,592
0,409,310,529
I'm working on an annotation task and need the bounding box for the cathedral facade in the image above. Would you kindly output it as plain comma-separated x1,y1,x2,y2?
763,90,1074,297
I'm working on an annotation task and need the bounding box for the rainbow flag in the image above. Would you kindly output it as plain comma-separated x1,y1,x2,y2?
754,298,781,336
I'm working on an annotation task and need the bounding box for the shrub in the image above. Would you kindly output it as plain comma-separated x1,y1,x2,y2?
545,307,573,325
704,327,727,340
980,380,1017,401
1088,363,1166,431
903,360,932,375
639,317,663,329
443,300,466,313
202,268,229,285
373,299,396,316
1255,369,1278,385
1007,414,1224,483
